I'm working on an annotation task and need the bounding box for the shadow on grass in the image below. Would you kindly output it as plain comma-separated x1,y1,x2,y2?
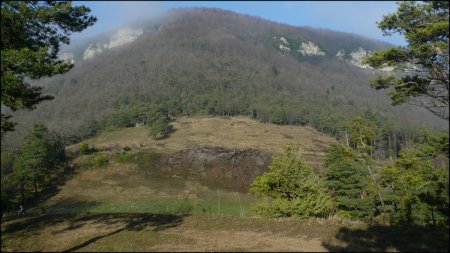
1,199,99,233
63,212,185,251
2,164,78,219
322,223,449,252
2,211,186,252
154,126,177,141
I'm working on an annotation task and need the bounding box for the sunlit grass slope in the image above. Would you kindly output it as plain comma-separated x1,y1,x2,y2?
67,116,336,159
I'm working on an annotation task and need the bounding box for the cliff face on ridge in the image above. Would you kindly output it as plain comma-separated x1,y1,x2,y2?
4,8,446,148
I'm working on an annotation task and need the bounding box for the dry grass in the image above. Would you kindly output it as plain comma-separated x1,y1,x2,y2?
3,161,448,252
0,213,352,252
66,116,336,160
3,213,447,252
39,162,257,216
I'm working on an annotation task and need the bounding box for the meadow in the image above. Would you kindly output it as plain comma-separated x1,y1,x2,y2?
2,117,447,252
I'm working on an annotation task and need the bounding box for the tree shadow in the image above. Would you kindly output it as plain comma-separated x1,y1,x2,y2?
1,199,99,234
154,126,177,141
4,164,78,217
2,211,186,252
45,197,98,214
62,212,185,251
322,223,449,252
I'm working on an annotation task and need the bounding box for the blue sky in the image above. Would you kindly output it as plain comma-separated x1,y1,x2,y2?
71,1,406,46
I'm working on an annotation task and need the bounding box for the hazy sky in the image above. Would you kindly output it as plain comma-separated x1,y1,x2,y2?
71,1,406,46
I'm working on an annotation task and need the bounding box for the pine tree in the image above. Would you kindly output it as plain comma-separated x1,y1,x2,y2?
324,143,374,219
148,107,172,140
364,1,449,120
1,1,97,135
12,123,51,203
379,137,449,226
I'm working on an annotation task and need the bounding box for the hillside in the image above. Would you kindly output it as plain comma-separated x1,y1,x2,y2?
67,116,335,159
65,116,336,192
2,116,447,252
3,116,447,251
3,7,447,149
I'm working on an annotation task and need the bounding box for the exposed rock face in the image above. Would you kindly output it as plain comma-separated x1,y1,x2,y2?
298,41,325,56
273,36,291,52
83,43,103,60
279,44,291,51
59,52,75,64
336,49,345,60
82,28,143,60
158,23,168,31
380,65,395,72
156,147,271,192
349,47,373,69
337,47,393,72
105,28,143,49
279,37,289,45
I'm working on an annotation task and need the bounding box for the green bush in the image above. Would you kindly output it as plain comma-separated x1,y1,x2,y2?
93,155,108,168
250,143,333,218
80,153,109,169
79,142,90,155
136,152,161,170
114,152,135,163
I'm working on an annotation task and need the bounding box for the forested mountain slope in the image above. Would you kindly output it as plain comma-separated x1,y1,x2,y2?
3,8,447,148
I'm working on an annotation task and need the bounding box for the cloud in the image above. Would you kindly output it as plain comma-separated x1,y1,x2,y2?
70,1,166,42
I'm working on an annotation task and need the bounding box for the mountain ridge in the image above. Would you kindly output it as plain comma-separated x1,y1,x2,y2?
3,7,447,149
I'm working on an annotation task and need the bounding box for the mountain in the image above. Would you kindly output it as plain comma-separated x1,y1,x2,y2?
3,8,447,148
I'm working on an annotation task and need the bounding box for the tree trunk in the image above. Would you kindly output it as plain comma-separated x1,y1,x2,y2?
388,135,392,160
34,177,38,199
20,182,25,206
394,133,397,160
367,163,387,223
403,132,407,149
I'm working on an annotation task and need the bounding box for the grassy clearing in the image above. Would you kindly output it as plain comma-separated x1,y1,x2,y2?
3,212,447,252
66,116,336,161
4,117,445,251
37,162,256,217
0,213,346,252
87,196,254,217
2,156,448,251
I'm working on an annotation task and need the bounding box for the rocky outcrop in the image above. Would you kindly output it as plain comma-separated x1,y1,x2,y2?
298,41,325,56
83,43,103,60
336,47,393,72
279,37,289,45
152,147,271,192
82,28,143,60
336,49,345,60
59,52,75,64
105,28,143,49
349,47,372,69
273,36,291,52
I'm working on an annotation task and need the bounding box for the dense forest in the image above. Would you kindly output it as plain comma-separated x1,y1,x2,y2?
2,8,447,153
1,2,449,251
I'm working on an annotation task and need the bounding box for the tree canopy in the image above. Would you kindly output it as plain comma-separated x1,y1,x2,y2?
1,1,96,136
364,1,449,120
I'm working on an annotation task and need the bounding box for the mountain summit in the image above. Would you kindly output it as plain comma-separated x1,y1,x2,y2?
6,8,446,145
